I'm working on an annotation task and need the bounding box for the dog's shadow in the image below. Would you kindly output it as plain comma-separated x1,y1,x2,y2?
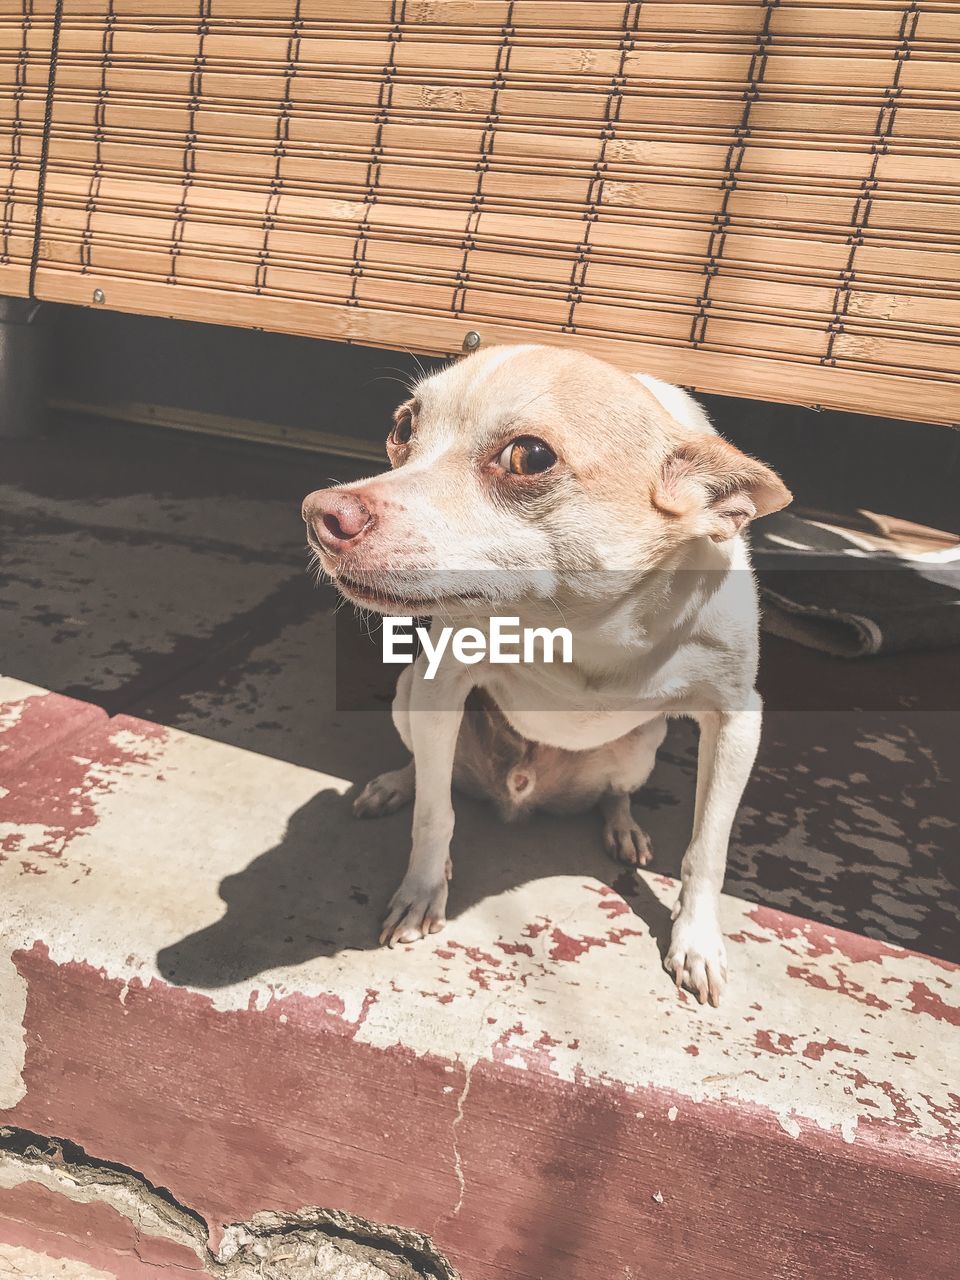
157,768,694,990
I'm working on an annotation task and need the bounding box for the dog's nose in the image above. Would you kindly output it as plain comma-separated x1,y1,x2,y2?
302,489,375,550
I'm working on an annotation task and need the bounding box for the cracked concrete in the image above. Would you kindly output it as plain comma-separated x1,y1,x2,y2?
0,1130,458,1280
0,1244,117,1278
447,1060,473,1224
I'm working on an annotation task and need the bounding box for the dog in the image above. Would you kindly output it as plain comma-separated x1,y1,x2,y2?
302,345,791,1005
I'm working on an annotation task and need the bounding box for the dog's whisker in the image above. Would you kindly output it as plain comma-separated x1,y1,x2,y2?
407,350,428,383
366,375,416,394
374,364,418,389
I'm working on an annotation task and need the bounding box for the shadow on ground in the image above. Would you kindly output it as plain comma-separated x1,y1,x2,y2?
157,781,681,989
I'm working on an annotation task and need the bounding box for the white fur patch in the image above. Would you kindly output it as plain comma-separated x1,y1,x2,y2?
634,372,715,435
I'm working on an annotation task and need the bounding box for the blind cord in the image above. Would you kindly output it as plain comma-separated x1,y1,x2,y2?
29,0,65,300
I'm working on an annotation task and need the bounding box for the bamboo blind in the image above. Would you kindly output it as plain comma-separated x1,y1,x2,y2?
6,1,960,422
0,1,57,296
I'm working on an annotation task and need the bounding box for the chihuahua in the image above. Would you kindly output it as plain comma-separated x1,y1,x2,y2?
302,345,791,1005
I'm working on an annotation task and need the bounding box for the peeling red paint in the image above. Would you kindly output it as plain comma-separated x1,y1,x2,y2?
5,942,464,1251
746,906,956,974
490,1022,559,1074
0,714,167,860
728,929,779,947
356,989,379,1030
548,928,607,962
906,982,960,1027
610,926,645,946
755,1030,798,1057
0,691,105,773
3,943,959,1280
547,923,644,963
494,940,535,958
421,989,456,1005
0,1180,205,1277
919,1091,960,1140
787,965,892,1011
802,1039,853,1062
430,941,511,993
588,884,632,919
522,919,550,940
441,942,503,969
846,1070,921,1131
597,897,631,919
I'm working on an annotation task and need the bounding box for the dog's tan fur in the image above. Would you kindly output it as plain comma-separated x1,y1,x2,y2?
303,345,791,1005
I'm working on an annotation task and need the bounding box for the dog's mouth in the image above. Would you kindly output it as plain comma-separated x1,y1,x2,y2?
334,571,445,613
317,559,488,614
308,537,435,611
308,538,534,614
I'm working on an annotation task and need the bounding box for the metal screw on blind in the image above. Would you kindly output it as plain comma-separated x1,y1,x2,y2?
92,288,105,305
462,330,481,352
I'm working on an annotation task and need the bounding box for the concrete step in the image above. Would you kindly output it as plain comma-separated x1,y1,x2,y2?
0,676,957,1279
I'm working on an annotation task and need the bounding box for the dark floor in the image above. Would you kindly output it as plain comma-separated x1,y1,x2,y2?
2,416,957,961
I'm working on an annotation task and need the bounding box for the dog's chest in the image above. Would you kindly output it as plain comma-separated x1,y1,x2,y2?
495,703,660,751
480,664,663,750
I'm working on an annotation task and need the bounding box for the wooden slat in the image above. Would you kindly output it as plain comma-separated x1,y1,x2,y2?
18,0,960,424
0,1,56,297
38,269,960,422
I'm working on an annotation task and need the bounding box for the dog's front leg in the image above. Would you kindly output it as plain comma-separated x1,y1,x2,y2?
379,648,469,947
665,692,763,1005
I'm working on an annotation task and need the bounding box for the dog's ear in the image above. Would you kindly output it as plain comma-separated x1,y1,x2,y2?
653,436,792,542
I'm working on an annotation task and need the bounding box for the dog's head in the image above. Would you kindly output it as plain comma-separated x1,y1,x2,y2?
302,345,791,614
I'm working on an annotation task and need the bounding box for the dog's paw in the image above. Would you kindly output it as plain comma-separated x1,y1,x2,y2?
664,910,727,1007
602,815,653,866
379,873,449,947
353,764,414,819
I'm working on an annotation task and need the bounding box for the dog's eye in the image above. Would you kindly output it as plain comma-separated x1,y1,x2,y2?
391,407,413,446
497,437,557,476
